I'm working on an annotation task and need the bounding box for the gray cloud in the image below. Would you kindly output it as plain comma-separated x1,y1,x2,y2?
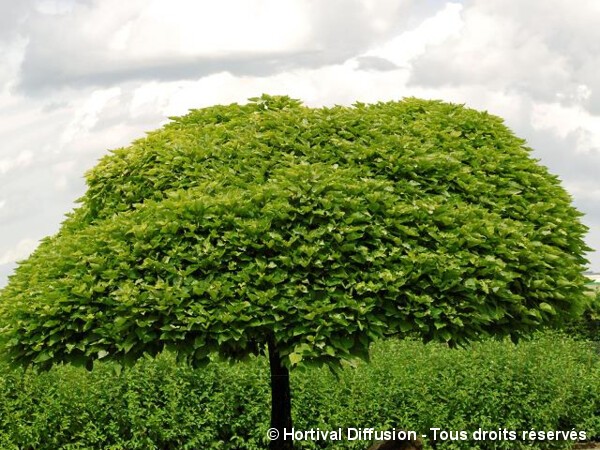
19,51,321,94
13,0,450,94
0,0,32,41
523,128,600,188
356,56,399,71
0,263,16,288
409,0,600,112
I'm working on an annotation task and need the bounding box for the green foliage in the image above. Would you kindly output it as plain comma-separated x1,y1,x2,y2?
0,95,590,370
0,334,597,449
563,289,600,342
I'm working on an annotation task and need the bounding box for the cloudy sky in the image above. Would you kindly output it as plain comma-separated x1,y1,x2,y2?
1,0,599,287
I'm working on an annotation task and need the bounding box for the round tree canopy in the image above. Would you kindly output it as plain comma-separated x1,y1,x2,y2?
0,95,590,370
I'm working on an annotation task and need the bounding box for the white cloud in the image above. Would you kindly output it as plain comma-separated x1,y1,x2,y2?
123,0,311,57
60,87,122,146
52,159,75,191
0,238,38,265
0,150,34,174
364,2,463,67
409,0,600,109
126,62,416,120
17,0,435,92
34,0,76,15
531,102,600,152
0,36,27,90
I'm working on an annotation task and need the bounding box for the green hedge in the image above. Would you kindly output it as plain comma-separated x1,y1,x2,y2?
0,333,597,449
563,289,600,342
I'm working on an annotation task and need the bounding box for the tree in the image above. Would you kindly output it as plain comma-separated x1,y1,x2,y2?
0,95,590,450
563,288,600,341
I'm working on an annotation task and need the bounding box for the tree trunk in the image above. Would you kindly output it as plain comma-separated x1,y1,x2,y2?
268,336,294,450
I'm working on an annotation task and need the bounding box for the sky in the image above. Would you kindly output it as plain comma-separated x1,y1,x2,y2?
1,0,599,287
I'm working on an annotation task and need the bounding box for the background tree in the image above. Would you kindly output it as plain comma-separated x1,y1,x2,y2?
563,289,600,342
0,95,590,450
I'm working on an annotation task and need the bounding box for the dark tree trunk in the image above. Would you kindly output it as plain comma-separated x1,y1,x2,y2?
268,336,294,450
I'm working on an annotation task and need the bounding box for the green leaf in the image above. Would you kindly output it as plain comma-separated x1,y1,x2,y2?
289,352,302,365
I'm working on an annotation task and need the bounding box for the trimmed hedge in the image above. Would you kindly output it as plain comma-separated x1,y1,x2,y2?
0,333,597,449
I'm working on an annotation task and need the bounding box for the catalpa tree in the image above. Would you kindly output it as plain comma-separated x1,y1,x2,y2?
0,95,590,450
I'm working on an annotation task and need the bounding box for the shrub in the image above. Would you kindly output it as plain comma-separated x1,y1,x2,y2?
0,333,596,449
563,289,600,342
